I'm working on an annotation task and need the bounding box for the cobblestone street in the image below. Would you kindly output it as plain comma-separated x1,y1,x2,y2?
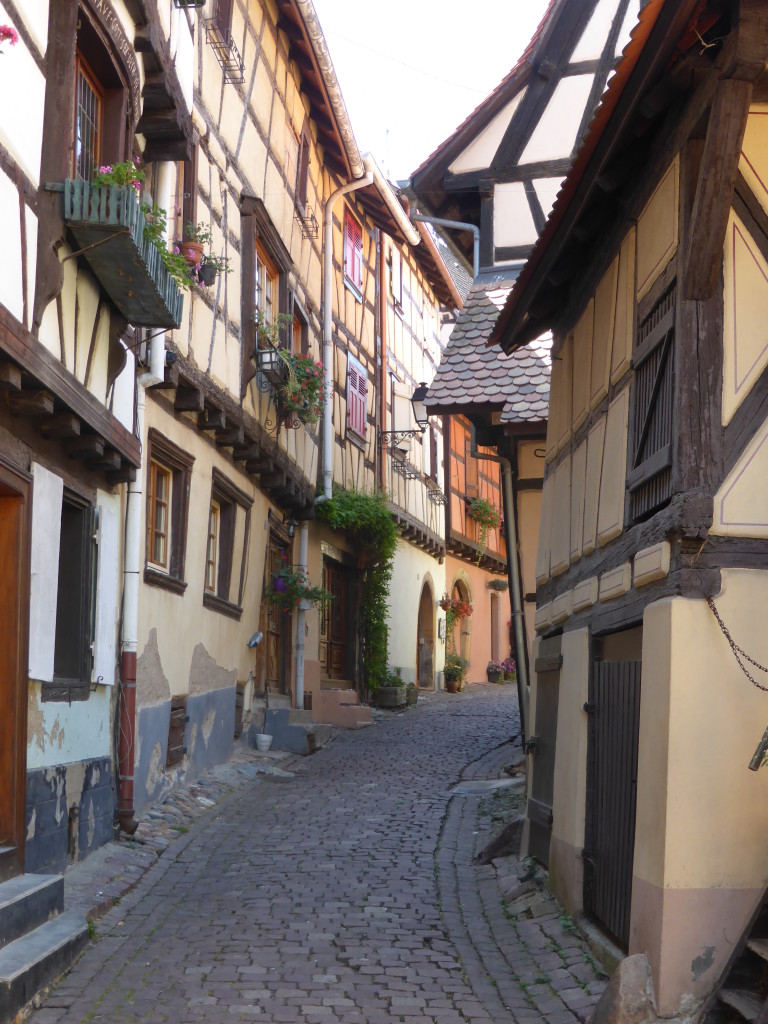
28,685,606,1024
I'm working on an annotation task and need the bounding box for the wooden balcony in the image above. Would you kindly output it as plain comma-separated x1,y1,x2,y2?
62,180,184,329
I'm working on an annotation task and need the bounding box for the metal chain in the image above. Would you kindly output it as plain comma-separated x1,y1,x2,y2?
707,596,768,693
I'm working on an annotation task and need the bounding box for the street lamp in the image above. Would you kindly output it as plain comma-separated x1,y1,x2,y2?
380,382,430,445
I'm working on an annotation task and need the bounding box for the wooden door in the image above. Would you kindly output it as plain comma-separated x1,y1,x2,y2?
584,656,642,949
265,540,291,695
0,462,30,881
527,636,562,867
417,585,434,688
321,562,347,679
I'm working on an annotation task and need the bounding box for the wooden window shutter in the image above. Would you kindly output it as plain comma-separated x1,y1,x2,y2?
296,133,310,211
627,284,675,520
347,354,367,438
215,0,234,39
344,212,355,284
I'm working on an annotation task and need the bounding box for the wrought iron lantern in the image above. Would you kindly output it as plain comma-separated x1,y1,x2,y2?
256,346,286,387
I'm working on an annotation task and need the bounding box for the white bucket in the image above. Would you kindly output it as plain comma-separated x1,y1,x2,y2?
255,734,273,752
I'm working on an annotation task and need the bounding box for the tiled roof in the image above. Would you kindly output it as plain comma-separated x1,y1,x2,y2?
426,271,551,425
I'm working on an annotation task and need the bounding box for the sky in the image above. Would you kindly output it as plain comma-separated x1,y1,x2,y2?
310,0,553,183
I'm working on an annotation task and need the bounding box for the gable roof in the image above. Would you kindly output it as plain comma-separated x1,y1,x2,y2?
491,0,722,350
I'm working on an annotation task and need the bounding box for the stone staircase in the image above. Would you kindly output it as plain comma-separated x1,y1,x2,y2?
698,891,768,1024
313,685,371,728
0,874,88,1023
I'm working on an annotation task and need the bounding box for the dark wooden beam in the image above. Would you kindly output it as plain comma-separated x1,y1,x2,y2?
215,426,244,447
198,406,226,431
143,136,193,163
147,361,179,391
66,435,105,459
90,449,122,471
246,457,274,475
0,362,21,391
40,412,80,439
684,77,752,300
6,389,54,417
232,443,261,462
136,107,184,137
261,471,287,489
106,464,137,485
174,385,204,413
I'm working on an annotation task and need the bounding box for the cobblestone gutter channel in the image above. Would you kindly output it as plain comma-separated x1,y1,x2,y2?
25,686,607,1024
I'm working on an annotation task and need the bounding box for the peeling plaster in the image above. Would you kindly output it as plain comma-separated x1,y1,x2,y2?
87,798,96,848
189,642,236,695
26,808,36,841
146,741,164,796
137,627,172,706
201,708,215,746
27,687,46,752
691,946,715,980
188,720,198,754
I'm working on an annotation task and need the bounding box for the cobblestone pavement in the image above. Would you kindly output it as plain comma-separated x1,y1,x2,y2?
28,684,606,1024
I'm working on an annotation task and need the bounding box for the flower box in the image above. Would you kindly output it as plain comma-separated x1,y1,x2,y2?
62,180,183,328
371,685,406,708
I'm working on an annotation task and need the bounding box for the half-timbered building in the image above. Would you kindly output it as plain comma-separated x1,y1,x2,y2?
492,0,768,1012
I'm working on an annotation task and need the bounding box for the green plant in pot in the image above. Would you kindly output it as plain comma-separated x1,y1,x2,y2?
444,654,468,692
371,667,407,708
468,497,501,563
266,559,332,612
486,659,503,684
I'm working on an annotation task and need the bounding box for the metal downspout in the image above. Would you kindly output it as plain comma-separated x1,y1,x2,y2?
469,437,528,743
294,521,309,710
411,214,480,280
322,173,372,500
119,332,165,832
378,231,387,490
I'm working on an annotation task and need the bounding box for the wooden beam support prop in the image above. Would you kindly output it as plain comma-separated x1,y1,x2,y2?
0,362,21,391
90,449,122,471
174,385,204,413
6,389,54,417
684,78,753,300
197,406,226,431
40,412,80,439
232,443,261,462
66,435,105,460
246,457,274,475
106,464,137,485
147,361,179,391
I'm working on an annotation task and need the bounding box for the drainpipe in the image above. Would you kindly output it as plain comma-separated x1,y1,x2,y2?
294,521,309,711
378,232,387,489
322,172,372,499
470,436,528,743
411,214,480,280
118,332,165,833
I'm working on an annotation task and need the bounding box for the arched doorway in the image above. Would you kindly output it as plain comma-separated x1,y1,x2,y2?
450,579,472,665
417,583,434,689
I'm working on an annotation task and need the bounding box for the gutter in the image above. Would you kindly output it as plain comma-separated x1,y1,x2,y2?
294,0,364,179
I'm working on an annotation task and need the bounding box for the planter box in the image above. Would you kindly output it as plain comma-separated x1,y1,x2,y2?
406,687,418,706
372,685,406,708
487,669,502,684
63,180,183,328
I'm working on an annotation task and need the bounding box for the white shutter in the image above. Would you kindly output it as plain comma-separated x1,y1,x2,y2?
29,463,63,682
92,505,119,685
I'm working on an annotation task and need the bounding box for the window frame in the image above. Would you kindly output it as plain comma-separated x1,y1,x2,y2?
343,208,363,298
295,128,311,214
202,469,253,620
390,244,403,312
143,430,194,596
73,51,103,182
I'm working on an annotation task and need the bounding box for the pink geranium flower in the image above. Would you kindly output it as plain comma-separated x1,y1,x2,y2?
0,24,19,46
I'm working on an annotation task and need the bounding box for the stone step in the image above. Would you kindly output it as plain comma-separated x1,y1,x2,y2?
0,875,63,952
0,911,89,1022
263,709,334,755
747,938,768,963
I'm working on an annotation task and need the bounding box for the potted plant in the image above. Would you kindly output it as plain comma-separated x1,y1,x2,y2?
91,161,195,289
501,656,517,683
197,252,230,287
487,660,503,684
371,667,406,708
443,654,467,693
180,221,212,271
487,578,509,592
468,497,501,562
266,558,332,613
406,682,418,706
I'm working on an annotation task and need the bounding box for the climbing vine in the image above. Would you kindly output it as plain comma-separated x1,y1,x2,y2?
315,489,398,693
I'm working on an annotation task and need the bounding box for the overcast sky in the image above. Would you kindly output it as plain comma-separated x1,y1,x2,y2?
310,1,552,183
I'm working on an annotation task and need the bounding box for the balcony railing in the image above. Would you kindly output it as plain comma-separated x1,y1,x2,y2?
62,180,184,329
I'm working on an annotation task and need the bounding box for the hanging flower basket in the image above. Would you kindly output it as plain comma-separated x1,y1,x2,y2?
468,497,501,563
487,578,509,592
267,562,332,612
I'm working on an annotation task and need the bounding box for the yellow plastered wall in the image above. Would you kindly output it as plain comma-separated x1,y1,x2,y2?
632,581,768,1012
549,627,590,911
636,158,678,300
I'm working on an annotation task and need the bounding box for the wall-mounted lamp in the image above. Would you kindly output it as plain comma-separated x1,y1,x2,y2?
285,518,297,539
252,345,286,387
247,631,263,649
379,382,430,445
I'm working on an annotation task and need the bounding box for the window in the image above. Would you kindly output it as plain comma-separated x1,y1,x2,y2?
347,353,368,442
73,53,102,181
215,0,234,40
70,11,132,180
390,246,403,310
202,469,253,620
144,430,194,595
344,209,363,295
296,130,310,213
255,239,278,325
240,197,293,393
53,498,97,690
292,297,308,356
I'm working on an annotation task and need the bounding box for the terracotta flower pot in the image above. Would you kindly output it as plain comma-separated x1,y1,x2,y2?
180,239,204,269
